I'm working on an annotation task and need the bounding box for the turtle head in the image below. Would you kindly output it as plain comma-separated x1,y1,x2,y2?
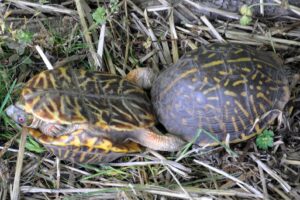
5,104,33,127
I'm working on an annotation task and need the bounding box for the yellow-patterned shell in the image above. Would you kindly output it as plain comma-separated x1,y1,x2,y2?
28,128,141,163
151,43,290,146
20,67,155,131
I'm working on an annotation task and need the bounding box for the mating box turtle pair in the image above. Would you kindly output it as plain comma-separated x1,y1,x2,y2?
6,43,291,163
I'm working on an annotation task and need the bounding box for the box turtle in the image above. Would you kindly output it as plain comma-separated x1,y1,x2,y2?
149,43,292,146
6,67,185,163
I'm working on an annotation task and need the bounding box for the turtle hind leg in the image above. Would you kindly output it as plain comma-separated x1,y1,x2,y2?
129,128,187,152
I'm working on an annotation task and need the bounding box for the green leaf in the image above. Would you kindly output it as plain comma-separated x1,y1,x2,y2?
240,5,253,16
92,7,107,25
240,15,252,26
256,129,274,150
109,0,119,13
25,136,45,153
16,30,33,44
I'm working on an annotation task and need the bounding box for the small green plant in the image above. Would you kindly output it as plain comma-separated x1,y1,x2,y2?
92,0,120,25
256,129,274,150
239,5,253,26
16,30,33,44
25,136,45,153
92,7,107,25
239,3,280,26
109,0,119,13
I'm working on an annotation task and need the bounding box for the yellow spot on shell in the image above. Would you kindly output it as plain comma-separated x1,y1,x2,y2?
242,67,251,73
228,57,252,63
251,71,258,80
24,95,41,113
48,73,57,88
254,124,262,133
234,49,244,54
70,135,81,146
224,90,237,97
59,67,71,83
218,71,228,76
208,53,216,58
249,95,258,118
240,133,247,139
213,77,221,83
253,59,274,68
238,115,247,130
62,150,70,159
94,139,113,152
231,116,239,132
95,121,109,130
79,152,88,162
50,135,71,146
259,103,267,113
72,99,86,122
224,79,230,87
269,87,277,91
57,149,62,158
33,73,46,88
202,60,224,68
204,104,215,110
233,80,247,86
49,100,60,120
234,100,250,118
160,68,198,98
203,87,217,95
207,96,218,100
257,92,272,105
85,137,97,148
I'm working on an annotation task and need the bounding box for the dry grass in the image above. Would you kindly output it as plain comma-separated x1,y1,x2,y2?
1,0,300,199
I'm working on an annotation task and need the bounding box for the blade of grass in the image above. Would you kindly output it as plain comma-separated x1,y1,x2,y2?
0,79,17,115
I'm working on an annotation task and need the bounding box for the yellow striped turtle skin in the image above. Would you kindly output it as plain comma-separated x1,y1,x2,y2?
151,43,290,146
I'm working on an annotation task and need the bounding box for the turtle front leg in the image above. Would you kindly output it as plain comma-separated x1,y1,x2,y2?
39,123,70,137
38,123,88,137
39,123,88,137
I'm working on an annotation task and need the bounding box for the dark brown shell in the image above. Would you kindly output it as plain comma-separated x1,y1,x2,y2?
151,43,290,145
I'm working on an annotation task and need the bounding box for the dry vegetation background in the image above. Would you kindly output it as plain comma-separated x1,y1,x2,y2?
1,0,300,199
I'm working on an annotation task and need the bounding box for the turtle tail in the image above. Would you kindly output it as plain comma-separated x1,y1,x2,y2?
130,128,186,151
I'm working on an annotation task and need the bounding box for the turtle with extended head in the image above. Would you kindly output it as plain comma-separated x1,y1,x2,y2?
6,67,185,163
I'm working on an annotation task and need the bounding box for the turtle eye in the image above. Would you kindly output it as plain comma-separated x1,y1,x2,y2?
17,115,25,124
